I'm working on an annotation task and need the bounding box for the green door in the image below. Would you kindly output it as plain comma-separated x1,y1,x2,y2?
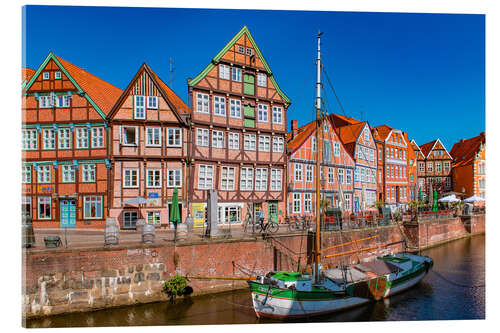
268,202,278,224
243,74,255,95
60,199,76,228
244,105,255,128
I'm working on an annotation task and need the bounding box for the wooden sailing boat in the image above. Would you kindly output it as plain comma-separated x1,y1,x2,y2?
247,32,433,319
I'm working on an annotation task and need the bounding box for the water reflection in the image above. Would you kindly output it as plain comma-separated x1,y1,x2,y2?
25,235,485,327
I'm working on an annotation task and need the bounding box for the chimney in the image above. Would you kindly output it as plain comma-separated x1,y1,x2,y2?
291,120,298,139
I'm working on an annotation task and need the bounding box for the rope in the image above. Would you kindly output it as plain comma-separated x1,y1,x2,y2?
232,261,259,276
430,270,485,288
266,236,308,255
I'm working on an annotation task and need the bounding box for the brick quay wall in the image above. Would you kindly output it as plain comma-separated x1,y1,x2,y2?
23,215,485,319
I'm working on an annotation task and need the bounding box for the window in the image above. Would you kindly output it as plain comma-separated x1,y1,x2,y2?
344,194,351,211
232,67,242,82
56,95,71,107
338,169,344,184
123,211,138,229
37,165,51,183
419,162,425,173
306,165,314,183
123,168,138,188
293,193,301,214
479,179,485,190
346,169,352,185
22,196,32,218
255,168,268,191
312,137,317,152
444,162,450,173
379,170,382,182
244,134,256,150
147,211,161,225
42,129,55,150
228,133,240,150
58,128,71,149
134,95,146,119
22,129,37,150
83,196,103,219
42,72,50,80
403,150,406,160
38,197,51,219
54,71,62,79
271,169,282,191
62,165,75,183
147,169,162,188
238,45,244,53
478,162,485,175
230,99,241,118
304,193,312,213
39,95,52,108
212,130,225,148
258,104,268,122
220,166,235,191
218,206,242,225
198,165,213,189
436,162,442,173
147,96,158,109
355,167,360,182
427,162,433,172
146,127,161,147
167,128,182,147
196,128,209,147
121,126,137,145
333,142,341,157
246,48,253,56
391,166,394,178
167,169,182,188
370,149,374,162
91,127,105,148
272,137,284,153
257,73,267,87
410,174,414,182
82,164,96,182
240,167,254,191
213,96,226,116
328,167,335,184
196,93,210,113
219,64,230,80
323,141,331,162
22,166,31,183
76,127,89,148
258,136,270,152
294,163,303,182
272,106,282,124
364,128,370,141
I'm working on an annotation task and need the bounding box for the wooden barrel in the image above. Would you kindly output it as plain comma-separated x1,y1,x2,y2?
142,223,155,244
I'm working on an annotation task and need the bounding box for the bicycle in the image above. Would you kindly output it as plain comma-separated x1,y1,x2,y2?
288,217,311,232
256,218,279,234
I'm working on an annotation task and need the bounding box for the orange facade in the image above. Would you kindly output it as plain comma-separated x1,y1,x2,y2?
187,26,289,224
107,64,190,229
287,117,356,217
22,53,122,228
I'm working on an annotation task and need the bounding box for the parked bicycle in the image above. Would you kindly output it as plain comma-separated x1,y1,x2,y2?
256,218,279,234
287,217,311,232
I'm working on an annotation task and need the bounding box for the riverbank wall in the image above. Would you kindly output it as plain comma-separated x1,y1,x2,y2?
23,214,485,319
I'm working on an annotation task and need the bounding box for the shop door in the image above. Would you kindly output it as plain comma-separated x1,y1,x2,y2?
60,199,76,228
268,202,278,224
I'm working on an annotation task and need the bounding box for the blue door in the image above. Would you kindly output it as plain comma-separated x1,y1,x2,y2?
354,197,360,213
60,199,76,228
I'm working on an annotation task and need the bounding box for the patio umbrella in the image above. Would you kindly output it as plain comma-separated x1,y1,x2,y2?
432,189,438,211
418,187,423,202
170,188,181,241
464,195,485,203
438,194,460,203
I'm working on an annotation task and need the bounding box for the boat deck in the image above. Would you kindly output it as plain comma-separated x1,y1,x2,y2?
324,267,369,284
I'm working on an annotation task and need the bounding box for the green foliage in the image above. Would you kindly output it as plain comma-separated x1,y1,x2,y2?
375,201,385,208
163,274,189,300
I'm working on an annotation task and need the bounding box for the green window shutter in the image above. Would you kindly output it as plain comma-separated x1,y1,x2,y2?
244,74,255,95
244,105,255,118
244,118,255,128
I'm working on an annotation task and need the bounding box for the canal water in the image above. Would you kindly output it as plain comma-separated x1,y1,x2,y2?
26,234,485,327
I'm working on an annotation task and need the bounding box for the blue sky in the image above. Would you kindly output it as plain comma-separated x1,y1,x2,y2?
23,6,485,150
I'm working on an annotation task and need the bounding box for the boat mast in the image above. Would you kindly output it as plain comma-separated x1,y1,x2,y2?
314,31,323,284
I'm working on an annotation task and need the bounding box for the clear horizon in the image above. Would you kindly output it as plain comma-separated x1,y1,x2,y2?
23,6,485,150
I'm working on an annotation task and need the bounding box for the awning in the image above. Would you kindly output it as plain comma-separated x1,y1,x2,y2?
122,196,154,205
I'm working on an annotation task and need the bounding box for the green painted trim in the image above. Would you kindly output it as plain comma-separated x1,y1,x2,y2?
249,281,341,301
23,52,107,120
188,26,291,104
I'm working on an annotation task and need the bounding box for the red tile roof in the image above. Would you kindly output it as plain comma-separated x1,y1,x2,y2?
330,113,362,128
450,132,485,167
336,122,366,145
287,121,316,152
23,67,35,82
148,67,189,114
372,124,393,141
419,139,438,157
55,55,122,116
403,132,416,160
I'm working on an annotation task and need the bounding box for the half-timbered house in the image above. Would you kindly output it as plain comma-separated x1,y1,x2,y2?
22,52,122,228
287,118,355,218
187,26,290,225
107,64,190,229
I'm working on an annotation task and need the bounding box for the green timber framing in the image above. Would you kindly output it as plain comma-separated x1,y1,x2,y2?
188,26,291,106
22,52,108,120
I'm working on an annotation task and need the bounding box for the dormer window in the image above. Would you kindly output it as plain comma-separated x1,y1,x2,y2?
54,71,62,79
147,96,158,109
42,72,50,80
134,95,145,119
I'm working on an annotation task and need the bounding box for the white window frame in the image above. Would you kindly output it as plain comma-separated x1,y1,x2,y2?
55,95,71,108
244,134,256,151
196,93,210,113
37,165,51,184
228,133,240,150
293,193,301,214
42,128,55,150
38,197,52,220
427,162,433,172
22,196,32,218
147,96,158,109
270,169,282,191
311,137,317,152
258,136,270,152
272,106,282,124
39,95,52,108
219,64,230,80
91,127,105,148
346,169,352,185
212,130,225,148
255,168,268,191
167,128,182,147
76,127,89,149
328,167,335,184
167,169,182,188
338,169,344,184
213,96,226,116
333,142,341,157
344,194,351,211
306,165,314,183
272,136,284,153
257,73,267,87
146,169,162,188
444,162,451,172
22,166,31,184
257,104,268,122
83,195,103,219
240,167,254,191
123,211,138,229
22,129,38,150
146,127,161,147
121,126,138,146
232,67,242,82
42,72,50,80
294,163,303,182
58,128,71,149
82,164,96,183
220,166,235,191
304,193,312,213
196,128,209,147
198,164,214,190
123,168,139,188
230,99,241,118
147,211,161,225
54,71,62,79
134,95,146,119
62,165,75,183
